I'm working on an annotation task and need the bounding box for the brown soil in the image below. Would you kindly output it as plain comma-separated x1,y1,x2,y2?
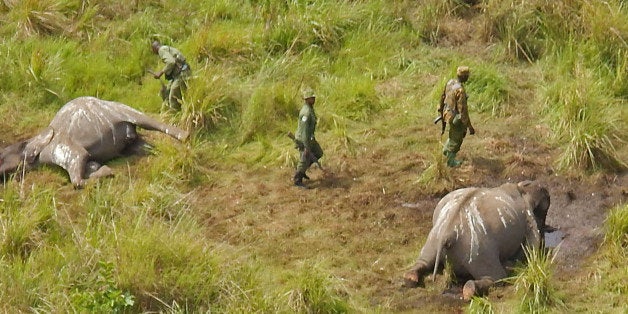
191,123,626,312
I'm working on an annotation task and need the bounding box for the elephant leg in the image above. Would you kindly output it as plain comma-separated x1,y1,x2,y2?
404,242,442,287
53,143,90,189
462,276,495,301
120,107,188,141
85,161,113,180
462,253,507,301
403,260,432,287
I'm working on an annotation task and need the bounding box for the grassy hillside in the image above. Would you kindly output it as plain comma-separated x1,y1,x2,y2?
0,0,626,312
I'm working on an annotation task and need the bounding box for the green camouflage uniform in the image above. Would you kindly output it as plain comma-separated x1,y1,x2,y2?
158,45,191,110
293,93,323,186
440,67,473,167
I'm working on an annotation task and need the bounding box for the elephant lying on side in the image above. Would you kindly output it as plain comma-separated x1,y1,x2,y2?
403,181,550,300
0,96,188,188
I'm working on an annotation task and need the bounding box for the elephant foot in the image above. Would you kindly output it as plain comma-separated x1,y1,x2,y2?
462,280,476,301
402,270,421,288
88,165,114,179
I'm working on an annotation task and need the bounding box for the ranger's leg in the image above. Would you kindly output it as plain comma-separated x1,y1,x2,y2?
445,122,465,167
293,148,312,188
168,78,183,110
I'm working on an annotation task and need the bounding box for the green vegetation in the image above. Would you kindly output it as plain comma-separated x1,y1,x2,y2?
512,247,563,313
0,0,626,312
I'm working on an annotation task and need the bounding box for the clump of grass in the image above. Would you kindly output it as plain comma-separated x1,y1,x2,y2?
414,0,476,44
593,203,628,305
512,246,563,313
261,1,359,56
480,0,577,62
415,142,455,196
467,296,494,314
3,0,70,37
187,19,259,62
566,203,628,312
541,44,626,172
285,262,350,313
466,64,510,117
603,203,628,250
240,81,297,143
324,75,382,122
0,185,56,259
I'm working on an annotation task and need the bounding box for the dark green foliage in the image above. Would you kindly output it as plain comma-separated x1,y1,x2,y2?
71,261,135,313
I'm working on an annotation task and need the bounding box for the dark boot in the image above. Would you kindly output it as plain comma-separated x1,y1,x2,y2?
446,152,462,167
293,172,306,188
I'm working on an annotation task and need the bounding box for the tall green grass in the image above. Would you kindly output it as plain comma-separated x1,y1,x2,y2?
467,296,494,314
285,262,350,313
512,246,563,313
465,64,510,117
565,203,628,312
541,41,626,172
596,203,628,305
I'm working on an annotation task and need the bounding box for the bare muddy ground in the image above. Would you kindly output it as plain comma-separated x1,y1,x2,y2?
194,128,626,312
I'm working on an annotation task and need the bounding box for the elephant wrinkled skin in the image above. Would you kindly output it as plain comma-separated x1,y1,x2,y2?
0,96,188,188
404,181,550,300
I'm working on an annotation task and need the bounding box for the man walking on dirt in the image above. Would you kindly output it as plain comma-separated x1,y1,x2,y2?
151,41,191,110
292,88,323,188
438,66,476,167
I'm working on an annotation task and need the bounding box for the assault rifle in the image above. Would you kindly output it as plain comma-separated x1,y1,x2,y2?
434,92,447,135
286,131,323,170
433,115,446,135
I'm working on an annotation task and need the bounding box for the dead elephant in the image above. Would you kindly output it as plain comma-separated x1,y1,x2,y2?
0,96,188,188
403,181,550,300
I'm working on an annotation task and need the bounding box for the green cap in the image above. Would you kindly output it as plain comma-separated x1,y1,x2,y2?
302,88,316,99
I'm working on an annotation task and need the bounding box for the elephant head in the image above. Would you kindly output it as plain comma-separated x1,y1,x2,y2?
517,180,551,232
0,141,28,177
0,127,54,179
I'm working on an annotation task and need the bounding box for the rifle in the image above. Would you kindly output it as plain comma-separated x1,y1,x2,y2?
287,131,323,170
433,115,446,135
146,69,168,101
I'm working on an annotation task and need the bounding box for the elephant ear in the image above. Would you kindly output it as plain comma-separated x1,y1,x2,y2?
517,180,533,190
23,127,54,163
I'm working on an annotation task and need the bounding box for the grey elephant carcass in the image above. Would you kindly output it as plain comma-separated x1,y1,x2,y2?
404,181,550,300
0,96,188,188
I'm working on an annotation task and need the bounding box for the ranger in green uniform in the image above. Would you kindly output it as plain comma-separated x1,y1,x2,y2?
151,41,191,110
293,89,323,188
438,66,476,167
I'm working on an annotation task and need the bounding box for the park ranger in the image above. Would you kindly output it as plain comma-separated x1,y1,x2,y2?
438,66,476,167
151,41,191,110
293,88,323,188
